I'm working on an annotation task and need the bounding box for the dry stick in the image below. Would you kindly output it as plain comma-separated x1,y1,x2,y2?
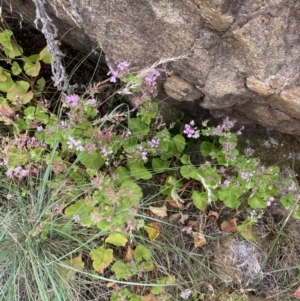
31,0,68,90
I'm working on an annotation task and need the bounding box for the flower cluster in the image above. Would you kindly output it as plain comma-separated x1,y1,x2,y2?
107,61,130,83
137,144,148,161
148,137,160,148
183,120,200,138
6,166,28,178
240,171,253,181
180,289,192,300
66,136,84,151
145,70,160,86
64,94,80,107
267,196,275,206
86,98,96,106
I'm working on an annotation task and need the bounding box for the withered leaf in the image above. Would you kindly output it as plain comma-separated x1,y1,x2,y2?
192,231,206,248
220,218,238,233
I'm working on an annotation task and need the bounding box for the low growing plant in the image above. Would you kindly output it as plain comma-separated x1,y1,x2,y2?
0,27,299,300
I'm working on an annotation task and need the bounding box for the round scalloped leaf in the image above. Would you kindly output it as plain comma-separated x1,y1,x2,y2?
134,244,152,262
0,69,14,92
90,247,114,274
105,232,128,247
23,55,41,77
152,158,169,173
11,61,22,75
64,199,94,226
7,81,33,104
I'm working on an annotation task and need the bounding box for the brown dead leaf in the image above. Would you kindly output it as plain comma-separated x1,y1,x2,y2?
169,212,181,223
208,210,219,219
149,206,167,217
168,199,182,208
187,220,200,229
0,103,15,125
169,212,189,224
106,282,120,291
124,245,134,261
192,232,206,248
220,218,238,233
141,293,159,301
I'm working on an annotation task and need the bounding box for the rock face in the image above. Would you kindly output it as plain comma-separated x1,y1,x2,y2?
3,0,300,135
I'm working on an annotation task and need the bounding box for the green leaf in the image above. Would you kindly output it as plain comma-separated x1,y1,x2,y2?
35,107,49,123
29,147,43,162
168,134,185,155
5,42,23,58
37,77,46,92
129,117,149,135
120,181,143,203
90,247,114,273
293,205,300,219
111,260,132,280
200,141,214,157
180,165,201,180
248,194,266,209
11,61,22,75
122,74,141,85
134,244,151,261
191,191,208,211
280,194,296,209
78,151,105,170
105,232,128,247
39,45,52,64
69,167,87,185
152,158,169,173
0,69,14,92
151,286,163,295
24,106,36,119
0,29,13,50
14,118,30,132
7,146,30,168
237,220,258,240
114,166,131,185
180,154,191,165
218,187,244,208
129,162,152,179
157,128,170,152
64,200,94,226
23,55,41,77
7,81,33,104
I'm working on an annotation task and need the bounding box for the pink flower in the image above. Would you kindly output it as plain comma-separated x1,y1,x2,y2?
107,67,119,83
145,70,160,86
86,98,96,105
149,137,160,148
267,197,274,206
64,94,80,107
117,61,130,71
180,289,192,299
183,121,200,139
107,61,130,83
6,170,13,178
67,136,84,151
73,215,80,222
